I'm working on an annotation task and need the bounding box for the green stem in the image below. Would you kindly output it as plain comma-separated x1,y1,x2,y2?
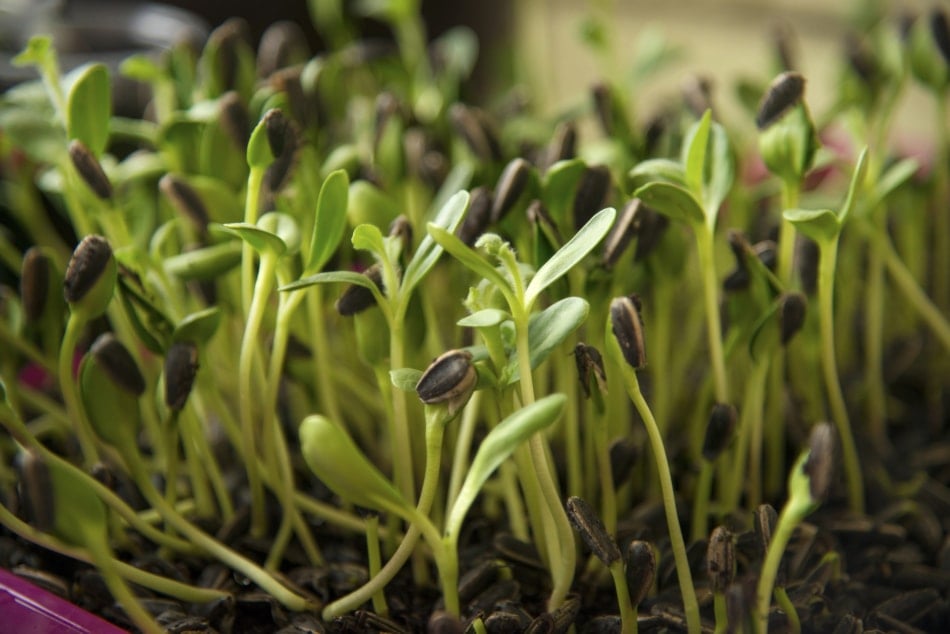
307,286,344,424
713,592,728,634
239,252,278,538
594,404,617,537
858,222,950,352
619,363,700,634
755,497,808,634
609,561,638,634
241,166,266,315
690,461,714,542
365,515,388,616
82,530,163,634
388,315,417,504
773,587,801,634
180,407,233,520
322,406,447,619
696,224,729,403
59,314,99,467
121,445,314,611
776,180,800,287
817,238,863,515
864,220,888,451
515,310,576,611
933,93,949,314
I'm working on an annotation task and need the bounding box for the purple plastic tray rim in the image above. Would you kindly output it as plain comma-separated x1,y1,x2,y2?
0,567,127,633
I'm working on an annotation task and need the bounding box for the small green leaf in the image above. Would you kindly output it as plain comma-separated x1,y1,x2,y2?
67,63,111,156
838,146,869,224
347,180,400,228
446,394,566,539
351,223,389,258
163,241,242,281
119,54,162,82
748,298,781,362
783,208,840,244
628,158,686,189
246,116,274,168
306,170,350,274
280,271,384,308
703,121,735,221
541,158,586,220
390,368,423,392
428,224,513,295
506,297,589,384
634,182,705,226
258,212,300,256
12,35,54,68
458,308,509,328
220,220,287,256
864,157,918,214
172,307,222,345
524,207,615,308
402,190,470,295
682,109,712,197
299,415,410,517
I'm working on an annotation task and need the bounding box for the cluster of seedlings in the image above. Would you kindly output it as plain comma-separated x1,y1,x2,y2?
0,1,949,632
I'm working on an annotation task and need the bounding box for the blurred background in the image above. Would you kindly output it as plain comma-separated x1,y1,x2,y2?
0,0,940,142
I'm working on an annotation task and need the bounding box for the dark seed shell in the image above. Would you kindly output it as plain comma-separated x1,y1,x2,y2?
566,496,621,565
415,349,475,405
610,295,647,370
160,174,210,232
17,451,54,533
608,437,639,488
90,333,147,396
931,9,950,65
601,198,641,269
64,235,113,304
779,292,808,345
702,403,737,461
457,186,493,246
427,610,463,634
68,140,112,200
573,165,612,230
755,72,806,130
335,264,384,316
20,247,50,322
623,540,656,605
491,158,532,223
219,91,250,150
574,343,607,399
706,526,735,593
449,103,501,162
165,342,200,411
257,20,309,78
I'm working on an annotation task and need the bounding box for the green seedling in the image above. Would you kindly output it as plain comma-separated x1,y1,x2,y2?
755,423,835,634
783,147,868,514
302,393,567,617
608,294,701,634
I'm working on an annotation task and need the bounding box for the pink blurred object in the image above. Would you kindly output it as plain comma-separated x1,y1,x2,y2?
0,567,127,633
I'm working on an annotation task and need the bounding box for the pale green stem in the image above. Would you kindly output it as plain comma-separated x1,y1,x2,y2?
365,515,388,616
323,406,446,619
594,404,617,537
713,592,728,634
388,315,417,504
776,180,800,287
239,252,277,537
858,222,950,352
755,496,809,634
690,461,714,543
515,310,575,611
620,363,700,634
747,360,770,511
864,221,888,451
180,407,233,520
241,166,266,315
696,224,729,404
0,500,226,603
120,445,314,611
817,238,864,515
933,93,949,314
59,314,99,467
0,406,199,554
609,561,638,634
306,286,344,424
82,530,163,634
265,287,321,569
447,390,480,509
773,587,800,634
